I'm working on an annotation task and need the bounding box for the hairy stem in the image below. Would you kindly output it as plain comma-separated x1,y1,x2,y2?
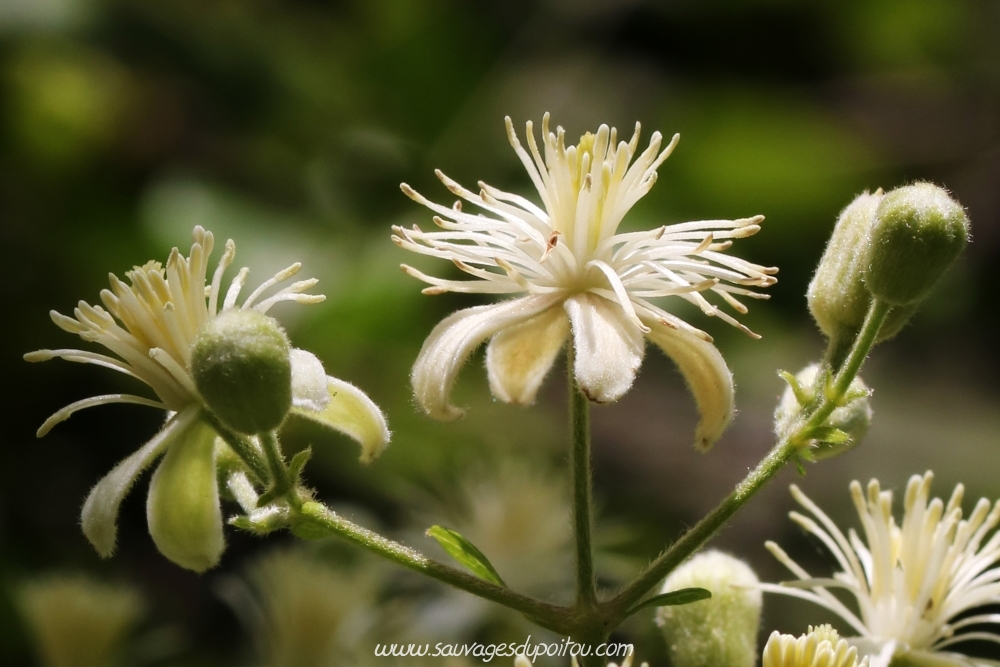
568,347,598,610
606,298,891,622
293,501,571,632
203,412,270,485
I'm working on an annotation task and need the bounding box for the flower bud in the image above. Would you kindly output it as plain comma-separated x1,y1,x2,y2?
866,182,970,306
808,191,880,341
191,310,292,434
656,550,762,667
762,625,866,667
774,363,872,459
807,191,917,344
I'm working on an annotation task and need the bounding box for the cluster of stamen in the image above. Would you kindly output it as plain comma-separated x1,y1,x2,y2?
393,114,776,339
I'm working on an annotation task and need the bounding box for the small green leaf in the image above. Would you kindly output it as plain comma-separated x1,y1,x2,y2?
287,447,313,481
426,525,505,586
807,426,850,445
626,587,711,616
778,370,811,406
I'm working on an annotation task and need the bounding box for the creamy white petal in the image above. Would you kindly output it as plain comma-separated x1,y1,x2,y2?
146,415,224,572
644,320,734,450
292,376,390,463
81,406,201,558
486,306,569,405
565,293,645,404
289,348,330,412
412,294,563,420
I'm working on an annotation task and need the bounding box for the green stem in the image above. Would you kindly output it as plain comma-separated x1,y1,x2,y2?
606,298,891,622
260,430,300,509
568,348,598,610
294,501,572,632
203,412,269,485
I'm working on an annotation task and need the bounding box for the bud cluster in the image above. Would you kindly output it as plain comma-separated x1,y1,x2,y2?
808,182,970,345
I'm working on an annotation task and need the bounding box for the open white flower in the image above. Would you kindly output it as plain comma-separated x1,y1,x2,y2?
763,625,869,667
26,226,389,571
764,472,1000,667
395,114,775,449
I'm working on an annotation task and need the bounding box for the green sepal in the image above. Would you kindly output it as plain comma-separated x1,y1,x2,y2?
426,525,505,587
627,587,712,617
778,370,812,406
287,447,312,482
805,426,851,445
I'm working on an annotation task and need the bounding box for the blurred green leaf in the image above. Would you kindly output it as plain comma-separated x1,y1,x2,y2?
426,525,505,586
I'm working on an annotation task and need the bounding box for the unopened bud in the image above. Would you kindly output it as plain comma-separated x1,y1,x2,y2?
807,191,918,344
192,310,292,434
656,550,762,667
774,364,872,460
866,182,970,306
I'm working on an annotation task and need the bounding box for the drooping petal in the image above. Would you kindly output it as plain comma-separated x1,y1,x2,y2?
292,376,390,463
486,306,569,405
565,293,645,404
644,320,734,451
411,294,563,420
289,348,330,412
81,406,201,558
146,416,224,572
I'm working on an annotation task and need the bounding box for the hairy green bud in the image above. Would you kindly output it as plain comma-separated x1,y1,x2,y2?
657,550,762,667
866,182,970,306
808,191,919,345
191,310,292,434
774,363,872,460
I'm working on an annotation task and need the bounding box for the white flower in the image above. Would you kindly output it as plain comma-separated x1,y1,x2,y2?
27,226,389,571
763,625,869,667
764,472,1000,667
395,114,776,449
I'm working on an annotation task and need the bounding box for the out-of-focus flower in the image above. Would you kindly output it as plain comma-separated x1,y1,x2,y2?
765,472,1000,667
17,573,145,667
221,547,379,667
396,114,775,449
27,226,389,571
762,626,868,667
656,550,762,667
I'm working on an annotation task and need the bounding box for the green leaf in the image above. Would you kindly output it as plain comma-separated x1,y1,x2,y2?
426,525,505,586
626,587,711,616
807,426,850,444
778,370,811,406
287,447,313,481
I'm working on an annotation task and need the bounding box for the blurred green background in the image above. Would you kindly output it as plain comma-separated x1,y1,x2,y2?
2,0,999,665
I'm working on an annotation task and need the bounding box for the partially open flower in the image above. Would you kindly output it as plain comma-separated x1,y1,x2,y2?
762,626,868,667
396,114,776,450
27,227,389,571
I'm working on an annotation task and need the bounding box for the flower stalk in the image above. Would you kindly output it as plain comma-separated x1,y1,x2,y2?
569,347,598,610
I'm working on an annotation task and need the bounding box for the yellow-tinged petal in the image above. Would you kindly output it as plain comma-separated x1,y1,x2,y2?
486,306,569,405
146,416,224,572
411,294,564,420
565,293,644,404
644,321,734,451
289,348,330,412
81,406,201,558
292,376,390,463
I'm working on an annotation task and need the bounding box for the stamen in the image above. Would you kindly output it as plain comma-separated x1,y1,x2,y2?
37,394,167,437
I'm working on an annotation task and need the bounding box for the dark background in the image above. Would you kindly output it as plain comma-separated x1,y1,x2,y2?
2,0,999,665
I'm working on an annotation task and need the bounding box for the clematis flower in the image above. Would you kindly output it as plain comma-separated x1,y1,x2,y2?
394,114,775,449
764,473,1000,667
762,626,869,667
27,226,389,572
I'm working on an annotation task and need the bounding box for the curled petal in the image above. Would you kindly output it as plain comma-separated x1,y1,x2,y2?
411,294,563,420
644,321,734,450
146,416,224,572
292,376,390,463
565,293,645,404
486,306,569,405
81,406,201,558
289,348,330,412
